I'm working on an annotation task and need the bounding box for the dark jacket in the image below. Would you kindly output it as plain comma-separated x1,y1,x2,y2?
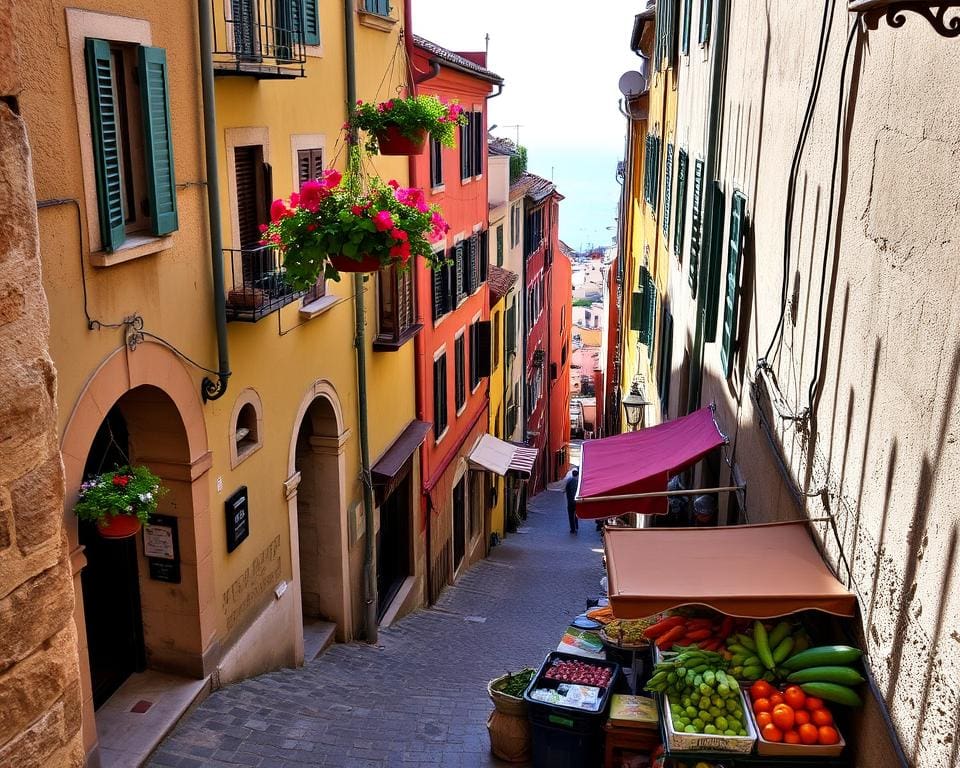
564,473,579,504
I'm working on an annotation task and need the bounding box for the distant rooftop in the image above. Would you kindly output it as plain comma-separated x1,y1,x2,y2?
412,35,504,84
488,137,519,156
487,265,519,303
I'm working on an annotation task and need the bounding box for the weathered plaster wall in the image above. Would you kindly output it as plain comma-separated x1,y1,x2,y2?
670,3,960,765
0,2,84,762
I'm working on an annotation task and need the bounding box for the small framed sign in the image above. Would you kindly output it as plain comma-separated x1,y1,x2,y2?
144,513,180,583
225,486,249,553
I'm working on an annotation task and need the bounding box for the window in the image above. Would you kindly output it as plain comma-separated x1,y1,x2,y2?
496,224,504,266
689,157,705,297
297,147,323,185
524,206,543,257
85,39,178,251
298,147,325,302
432,252,455,321
479,232,489,283
455,241,467,303
469,320,491,390
681,0,692,54
433,352,447,439
229,389,263,468
674,149,689,260
300,0,320,46
505,302,516,357
700,0,713,45
643,134,661,213
454,334,466,411
658,305,674,416
510,203,522,247
641,268,658,363
429,136,443,188
472,110,483,177
654,0,677,71
234,145,273,289
466,235,479,295
720,192,746,377
663,143,674,239
493,311,501,369
364,0,390,15
704,182,726,342
459,110,483,180
375,263,417,348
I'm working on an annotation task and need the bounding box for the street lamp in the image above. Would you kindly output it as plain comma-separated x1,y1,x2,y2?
622,376,649,431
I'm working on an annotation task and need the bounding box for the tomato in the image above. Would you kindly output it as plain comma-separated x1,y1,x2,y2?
753,697,772,714
756,712,773,728
750,680,775,700
768,693,785,707
772,704,795,732
818,726,840,745
794,710,811,726
804,696,825,711
783,685,806,710
798,723,820,745
784,730,802,745
811,708,834,727
762,723,784,743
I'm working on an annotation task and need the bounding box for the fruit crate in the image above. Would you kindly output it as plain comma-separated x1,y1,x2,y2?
523,651,620,718
663,689,758,754
745,692,847,757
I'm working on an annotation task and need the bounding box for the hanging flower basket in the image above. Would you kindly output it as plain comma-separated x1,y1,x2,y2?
261,164,451,287
375,125,428,156
329,253,384,273
349,95,467,156
74,466,167,539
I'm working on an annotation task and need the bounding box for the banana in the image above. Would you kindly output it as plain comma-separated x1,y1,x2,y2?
772,637,795,664
767,621,793,649
753,621,775,670
734,633,757,651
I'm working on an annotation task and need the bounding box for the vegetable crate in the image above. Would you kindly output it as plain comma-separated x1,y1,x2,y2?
745,692,847,757
663,690,758,754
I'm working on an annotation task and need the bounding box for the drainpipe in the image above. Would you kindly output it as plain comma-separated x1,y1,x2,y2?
198,0,230,401
687,0,729,414
344,0,378,644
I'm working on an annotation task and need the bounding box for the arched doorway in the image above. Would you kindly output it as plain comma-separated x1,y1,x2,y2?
60,343,214,759
290,387,351,648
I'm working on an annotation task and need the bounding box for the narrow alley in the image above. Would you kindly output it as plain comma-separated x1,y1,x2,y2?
149,489,602,767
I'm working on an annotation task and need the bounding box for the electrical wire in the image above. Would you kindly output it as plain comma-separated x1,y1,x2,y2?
139,330,227,377
761,0,837,365
808,17,861,413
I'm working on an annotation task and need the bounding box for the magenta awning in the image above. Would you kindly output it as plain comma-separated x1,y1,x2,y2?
576,406,726,519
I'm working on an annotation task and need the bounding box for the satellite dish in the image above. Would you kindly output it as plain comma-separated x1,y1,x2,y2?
618,70,647,98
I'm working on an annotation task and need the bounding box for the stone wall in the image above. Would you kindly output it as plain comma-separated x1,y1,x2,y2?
0,1,84,763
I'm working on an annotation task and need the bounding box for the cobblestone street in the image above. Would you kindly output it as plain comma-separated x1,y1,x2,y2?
149,488,603,767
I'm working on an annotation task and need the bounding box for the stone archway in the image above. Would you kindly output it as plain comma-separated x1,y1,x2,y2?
285,380,352,656
59,342,213,759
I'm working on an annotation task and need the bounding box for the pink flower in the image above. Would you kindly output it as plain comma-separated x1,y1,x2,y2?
258,224,268,233
322,169,342,188
389,241,412,262
387,179,400,189
299,180,328,212
289,192,300,208
270,198,291,223
385,99,395,110
389,227,408,242
372,209,395,232
350,205,365,216
356,99,364,105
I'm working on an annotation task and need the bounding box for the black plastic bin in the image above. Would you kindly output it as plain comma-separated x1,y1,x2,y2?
524,652,621,768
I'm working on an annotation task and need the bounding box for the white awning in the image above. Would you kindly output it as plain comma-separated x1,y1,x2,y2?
467,435,536,479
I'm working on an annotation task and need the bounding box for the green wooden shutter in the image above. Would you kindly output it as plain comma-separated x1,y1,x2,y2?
658,307,673,415
700,0,713,45
689,157,704,297
674,149,688,259
663,143,674,238
681,0,692,54
85,38,126,251
138,46,178,235
721,192,746,377
704,183,725,342
630,290,644,332
301,0,319,45
644,271,657,361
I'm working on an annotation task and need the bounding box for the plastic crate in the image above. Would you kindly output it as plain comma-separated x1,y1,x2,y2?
524,651,621,720
529,718,604,768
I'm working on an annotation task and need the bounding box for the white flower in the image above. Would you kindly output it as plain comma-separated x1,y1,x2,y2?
139,492,153,503
125,505,133,512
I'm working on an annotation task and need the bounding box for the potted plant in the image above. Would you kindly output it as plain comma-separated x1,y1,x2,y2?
350,95,467,155
74,466,167,539
261,166,451,287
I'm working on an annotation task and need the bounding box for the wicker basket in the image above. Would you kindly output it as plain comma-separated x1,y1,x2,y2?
487,670,534,716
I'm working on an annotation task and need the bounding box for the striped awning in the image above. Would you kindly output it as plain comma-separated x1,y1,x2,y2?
467,435,537,479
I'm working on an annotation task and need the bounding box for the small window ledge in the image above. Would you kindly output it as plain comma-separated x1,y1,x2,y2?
431,184,446,195
358,9,397,31
90,235,173,267
434,426,448,446
299,295,339,319
373,323,422,351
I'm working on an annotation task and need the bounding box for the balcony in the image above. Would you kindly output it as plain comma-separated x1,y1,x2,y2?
224,245,306,322
212,0,307,79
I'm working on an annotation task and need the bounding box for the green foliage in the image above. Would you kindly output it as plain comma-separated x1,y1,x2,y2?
351,95,467,153
573,298,592,307
509,145,528,183
74,466,167,526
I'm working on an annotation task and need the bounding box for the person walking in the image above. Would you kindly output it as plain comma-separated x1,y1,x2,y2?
565,467,580,533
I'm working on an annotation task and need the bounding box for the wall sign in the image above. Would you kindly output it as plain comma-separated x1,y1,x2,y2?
225,486,249,553
144,513,180,583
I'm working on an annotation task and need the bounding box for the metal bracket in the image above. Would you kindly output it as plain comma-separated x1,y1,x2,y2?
852,1,960,37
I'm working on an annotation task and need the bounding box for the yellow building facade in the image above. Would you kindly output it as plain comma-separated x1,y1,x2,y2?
619,5,679,432
16,0,421,762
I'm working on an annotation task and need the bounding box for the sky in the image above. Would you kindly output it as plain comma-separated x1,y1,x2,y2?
410,1,641,252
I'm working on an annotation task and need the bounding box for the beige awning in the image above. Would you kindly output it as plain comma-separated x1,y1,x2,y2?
468,435,535,479
604,521,857,619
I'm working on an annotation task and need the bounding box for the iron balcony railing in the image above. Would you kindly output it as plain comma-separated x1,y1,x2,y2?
224,245,305,322
212,0,307,79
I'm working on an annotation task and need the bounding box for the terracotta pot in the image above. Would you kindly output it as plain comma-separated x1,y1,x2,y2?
329,253,383,273
97,513,143,539
375,124,427,155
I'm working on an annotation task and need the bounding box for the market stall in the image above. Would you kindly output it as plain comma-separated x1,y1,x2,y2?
576,405,728,518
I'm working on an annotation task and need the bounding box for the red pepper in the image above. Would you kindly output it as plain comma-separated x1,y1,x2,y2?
655,625,687,649
643,615,686,639
684,628,712,641
718,616,735,638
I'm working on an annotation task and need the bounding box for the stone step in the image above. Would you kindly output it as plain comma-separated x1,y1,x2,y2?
303,618,337,661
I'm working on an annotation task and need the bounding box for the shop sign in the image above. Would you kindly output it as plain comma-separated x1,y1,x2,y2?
145,513,180,583
225,486,249,553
